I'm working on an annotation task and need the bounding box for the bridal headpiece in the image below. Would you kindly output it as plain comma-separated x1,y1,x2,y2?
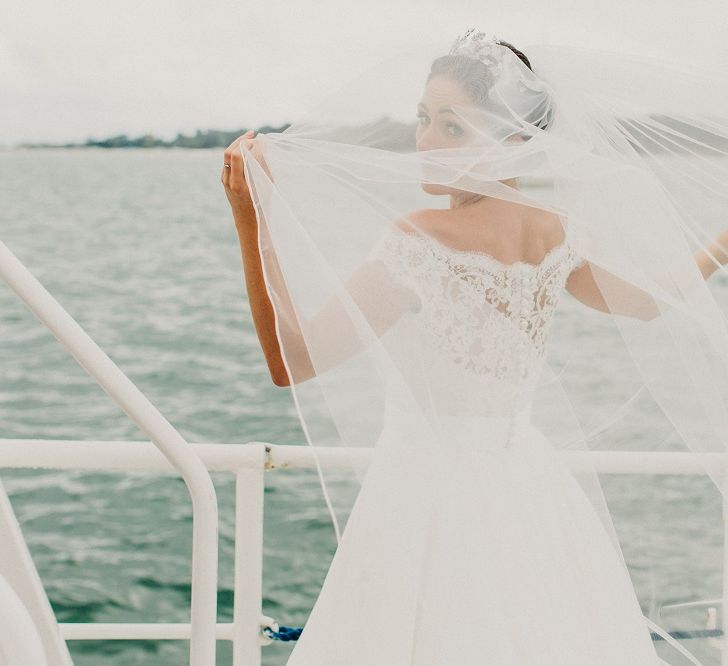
446,27,548,127
448,27,505,75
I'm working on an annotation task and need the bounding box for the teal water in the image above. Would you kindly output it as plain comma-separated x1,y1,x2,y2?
0,148,725,665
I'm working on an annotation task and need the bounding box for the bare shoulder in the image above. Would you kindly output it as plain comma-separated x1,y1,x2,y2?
524,209,567,246
392,208,443,234
392,206,566,262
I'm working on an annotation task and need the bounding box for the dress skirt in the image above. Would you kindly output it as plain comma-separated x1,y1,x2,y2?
285,414,664,665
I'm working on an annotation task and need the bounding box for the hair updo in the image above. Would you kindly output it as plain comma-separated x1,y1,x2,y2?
427,39,552,134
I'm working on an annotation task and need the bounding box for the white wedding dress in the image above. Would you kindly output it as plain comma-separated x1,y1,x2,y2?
285,220,664,665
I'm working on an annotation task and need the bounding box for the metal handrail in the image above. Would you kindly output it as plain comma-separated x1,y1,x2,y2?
0,438,725,474
1,440,727,665
0,240,218,665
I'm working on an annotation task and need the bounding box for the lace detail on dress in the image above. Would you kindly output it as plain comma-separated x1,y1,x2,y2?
367,223,584,388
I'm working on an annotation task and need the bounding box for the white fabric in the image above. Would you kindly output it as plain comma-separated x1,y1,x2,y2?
0,480,72,666
241,29,728,664
288,418,660,664
366,218,583,410
0,574,49,666
286,213,663,665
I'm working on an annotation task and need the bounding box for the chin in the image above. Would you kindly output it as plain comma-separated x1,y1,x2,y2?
420,182,454,196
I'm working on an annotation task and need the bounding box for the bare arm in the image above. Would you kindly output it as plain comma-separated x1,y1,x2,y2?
566,230,728,321
233,210,296,386
565,261,661,321
221,131,291,385
693,232,728,280
222,133,417,387
236,214,417,387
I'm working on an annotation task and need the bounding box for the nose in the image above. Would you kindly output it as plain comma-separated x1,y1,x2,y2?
415,123,437,150
416,125,438,152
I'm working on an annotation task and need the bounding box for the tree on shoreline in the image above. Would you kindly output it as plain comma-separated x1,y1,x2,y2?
18,125,291,149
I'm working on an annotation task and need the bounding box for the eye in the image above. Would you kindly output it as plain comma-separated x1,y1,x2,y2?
416,112,429,126
446,122,464,137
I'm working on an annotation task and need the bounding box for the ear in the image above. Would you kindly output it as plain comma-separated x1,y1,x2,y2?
503,133,527,145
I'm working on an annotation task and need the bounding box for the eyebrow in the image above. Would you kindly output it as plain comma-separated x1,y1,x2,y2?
417,102,456,114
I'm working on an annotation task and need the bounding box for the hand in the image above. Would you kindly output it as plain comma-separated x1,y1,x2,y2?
221,130,269,221
716,228,728,259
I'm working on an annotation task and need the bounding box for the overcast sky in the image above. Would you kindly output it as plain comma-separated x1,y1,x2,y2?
2,0,726,146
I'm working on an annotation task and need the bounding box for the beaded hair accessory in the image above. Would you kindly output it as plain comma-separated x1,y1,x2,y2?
448,28,505,75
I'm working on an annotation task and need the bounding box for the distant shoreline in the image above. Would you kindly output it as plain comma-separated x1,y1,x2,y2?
11,125,290,150
5,116,419,151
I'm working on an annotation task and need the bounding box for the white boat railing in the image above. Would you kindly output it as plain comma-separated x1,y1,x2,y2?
0,239,219,666
0,440,727,664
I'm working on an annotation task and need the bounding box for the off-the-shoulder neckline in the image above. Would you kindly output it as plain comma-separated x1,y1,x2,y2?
389,225,572,271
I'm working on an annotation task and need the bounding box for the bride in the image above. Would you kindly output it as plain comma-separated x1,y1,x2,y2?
222,29,728,665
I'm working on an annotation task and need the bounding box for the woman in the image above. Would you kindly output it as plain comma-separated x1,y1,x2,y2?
223,30,728,664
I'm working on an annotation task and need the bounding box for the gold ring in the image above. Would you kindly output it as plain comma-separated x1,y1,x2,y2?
223,163,231,168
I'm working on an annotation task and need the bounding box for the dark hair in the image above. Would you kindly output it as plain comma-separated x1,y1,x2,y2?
427,39,552,133
497,39,533,71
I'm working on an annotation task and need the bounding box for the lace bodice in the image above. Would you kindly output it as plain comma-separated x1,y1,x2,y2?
367,222,585,418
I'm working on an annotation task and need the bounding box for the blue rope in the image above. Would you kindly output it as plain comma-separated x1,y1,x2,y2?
263,625,304,642
262,624,722,643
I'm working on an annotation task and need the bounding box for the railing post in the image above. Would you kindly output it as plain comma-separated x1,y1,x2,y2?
232,445,267,666
723,477,728,666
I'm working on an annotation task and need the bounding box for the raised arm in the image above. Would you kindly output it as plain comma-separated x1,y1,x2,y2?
693,230,728,280
565,261,661,321
222,133,418,387
566,230,728,321
222,132,288,385
239,216,417,386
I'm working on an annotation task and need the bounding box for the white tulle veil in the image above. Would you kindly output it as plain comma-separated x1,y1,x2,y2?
241,29,728,663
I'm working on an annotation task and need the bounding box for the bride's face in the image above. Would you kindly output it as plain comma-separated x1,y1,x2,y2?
416,74,520,197
415,75,476,151
416,74,488,196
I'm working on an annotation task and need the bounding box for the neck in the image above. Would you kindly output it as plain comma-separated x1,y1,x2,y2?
449,178,519,209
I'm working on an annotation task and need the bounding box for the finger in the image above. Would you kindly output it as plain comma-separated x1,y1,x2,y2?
228,140,245,193
222,131,255,188
225,132,253,158
221,151,233,187
222,142,236,187
230,138,256,194
222,132,251,181
249,139,272,180
222,135,243,184
223,131,254,162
